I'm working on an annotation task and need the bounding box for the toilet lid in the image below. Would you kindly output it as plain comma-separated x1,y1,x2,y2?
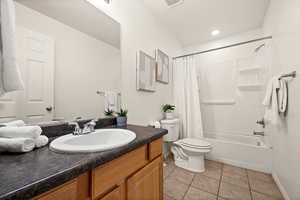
179,138,211,148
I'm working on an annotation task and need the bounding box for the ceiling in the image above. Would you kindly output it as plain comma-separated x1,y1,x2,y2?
142,0,270,47
16,0,120,48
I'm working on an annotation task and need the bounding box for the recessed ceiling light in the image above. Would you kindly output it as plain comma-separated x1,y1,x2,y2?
211,30,220,36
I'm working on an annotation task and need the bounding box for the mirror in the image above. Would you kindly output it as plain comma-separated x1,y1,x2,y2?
0,0,121,124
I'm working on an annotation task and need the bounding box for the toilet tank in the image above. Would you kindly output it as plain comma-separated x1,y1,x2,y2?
161,118,180,142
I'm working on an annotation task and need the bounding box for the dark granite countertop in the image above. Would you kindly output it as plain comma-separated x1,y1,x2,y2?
0,125,167,200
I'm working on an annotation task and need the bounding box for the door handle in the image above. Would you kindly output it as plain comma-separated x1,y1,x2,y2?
46,106,53,112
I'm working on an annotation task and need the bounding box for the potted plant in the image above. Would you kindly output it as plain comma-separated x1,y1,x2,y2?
104,109,114,117
116,108,128,126
162,104,175,119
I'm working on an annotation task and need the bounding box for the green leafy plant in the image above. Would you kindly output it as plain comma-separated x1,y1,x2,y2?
104,109,114,116
162,104,175,112
116,109,128,117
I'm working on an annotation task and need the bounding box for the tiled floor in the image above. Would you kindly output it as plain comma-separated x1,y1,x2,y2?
163,159,284,200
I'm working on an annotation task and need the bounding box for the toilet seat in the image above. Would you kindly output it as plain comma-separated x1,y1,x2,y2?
177,138,211,149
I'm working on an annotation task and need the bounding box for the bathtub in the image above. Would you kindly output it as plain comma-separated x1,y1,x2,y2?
205,133,272,173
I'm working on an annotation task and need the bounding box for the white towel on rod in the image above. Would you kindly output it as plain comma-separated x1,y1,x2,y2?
104,91,118,112
262,76,280,125
278,79,288,114
0,0,24,96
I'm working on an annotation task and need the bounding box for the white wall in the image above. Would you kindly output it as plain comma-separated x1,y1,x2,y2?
15,3,121,121
87,0,183,125
183,29,270,137
263,0,300,199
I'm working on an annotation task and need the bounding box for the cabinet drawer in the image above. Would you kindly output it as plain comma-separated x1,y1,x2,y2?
100,186,122,200
33,180,77,200
92,145,147,199
148,138,163,160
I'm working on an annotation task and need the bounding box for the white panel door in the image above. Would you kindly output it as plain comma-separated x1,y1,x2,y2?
17,27,55,124
0,93,20,123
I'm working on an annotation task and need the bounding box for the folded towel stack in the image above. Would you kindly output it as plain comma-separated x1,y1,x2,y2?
0,138,35,152
0,120,49,153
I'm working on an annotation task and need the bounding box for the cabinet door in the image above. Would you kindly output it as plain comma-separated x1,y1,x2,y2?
127,156,162,200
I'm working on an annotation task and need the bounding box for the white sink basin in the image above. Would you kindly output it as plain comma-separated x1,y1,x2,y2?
50,129,136,153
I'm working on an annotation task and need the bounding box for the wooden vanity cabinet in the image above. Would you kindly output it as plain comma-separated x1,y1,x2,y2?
127,156,162,200
34,138,164,200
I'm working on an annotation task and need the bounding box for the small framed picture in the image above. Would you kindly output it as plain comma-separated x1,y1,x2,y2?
136,51,156,92
156,49,169,84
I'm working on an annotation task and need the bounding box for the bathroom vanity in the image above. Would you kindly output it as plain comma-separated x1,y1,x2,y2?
0,121,167,200
34,139,163,200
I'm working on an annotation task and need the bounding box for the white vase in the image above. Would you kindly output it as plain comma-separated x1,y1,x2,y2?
165,111,174,119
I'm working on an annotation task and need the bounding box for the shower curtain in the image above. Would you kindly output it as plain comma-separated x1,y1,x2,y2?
173,56,204,139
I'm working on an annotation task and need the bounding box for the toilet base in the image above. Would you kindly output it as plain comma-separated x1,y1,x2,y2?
174,154,205,173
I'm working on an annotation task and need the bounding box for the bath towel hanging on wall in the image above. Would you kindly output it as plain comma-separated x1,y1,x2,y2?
0,0,24,96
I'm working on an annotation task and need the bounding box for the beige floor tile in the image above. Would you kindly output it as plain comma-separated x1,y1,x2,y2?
222,173,249,189
164,162,176,179
252,191,284,200
191,174,219,195
164,177,190,200
169,167,195,185
183,187,217,200
247,169,274,183
164,193,176,200
205,160,223,169
223,164,247,177
249,178,283,199
217,198,226,200
219,182,251,200
201,165,222,180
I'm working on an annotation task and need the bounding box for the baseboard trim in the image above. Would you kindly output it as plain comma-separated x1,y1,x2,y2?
272,172,290,200
206,155,271,173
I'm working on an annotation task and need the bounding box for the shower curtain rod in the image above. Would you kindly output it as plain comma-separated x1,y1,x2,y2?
173,36,272,59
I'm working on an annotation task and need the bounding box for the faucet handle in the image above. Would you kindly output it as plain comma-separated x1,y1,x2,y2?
68,121,82,135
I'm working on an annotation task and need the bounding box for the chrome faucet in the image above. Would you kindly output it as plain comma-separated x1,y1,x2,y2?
82,120,97,134
253,131,265,136
69,119,97,135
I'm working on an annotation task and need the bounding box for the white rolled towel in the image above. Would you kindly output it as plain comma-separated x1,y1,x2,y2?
0,137,35,152
35,135,49,148
0,126,42,139
3,120,26,127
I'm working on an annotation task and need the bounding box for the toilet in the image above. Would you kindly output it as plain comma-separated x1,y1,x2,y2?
161,118,212,173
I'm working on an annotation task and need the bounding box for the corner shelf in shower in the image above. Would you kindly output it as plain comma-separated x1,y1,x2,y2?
238,66,262,73
237,84,263,91
201,100,236,105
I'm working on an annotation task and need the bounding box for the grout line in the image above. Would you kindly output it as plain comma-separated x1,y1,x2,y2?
181,172,196,200
246,170,254,200
217,163,224,198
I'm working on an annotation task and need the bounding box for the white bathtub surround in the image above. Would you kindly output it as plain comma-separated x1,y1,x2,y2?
205,133,272,173
0,126,42,139
0,0,24,96
0,137,35,152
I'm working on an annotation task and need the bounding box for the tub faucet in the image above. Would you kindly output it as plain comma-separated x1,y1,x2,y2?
253,131,265,136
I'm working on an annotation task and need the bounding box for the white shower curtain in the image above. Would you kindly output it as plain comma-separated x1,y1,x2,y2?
173,56,204,139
